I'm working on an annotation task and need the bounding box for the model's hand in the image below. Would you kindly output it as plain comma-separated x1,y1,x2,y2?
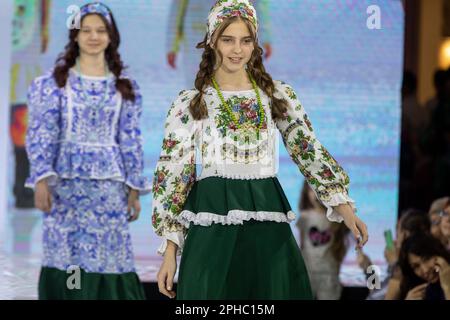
405,283,427,300
157,241,178,299
334,203,368,249
35,179,52,212
127,189,141,222
357,250,372,271
167,52,177,69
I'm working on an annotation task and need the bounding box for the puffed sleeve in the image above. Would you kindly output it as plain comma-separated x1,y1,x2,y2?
118,80,151,195
274,80,356,222
151,89,198,255
25,74,61,189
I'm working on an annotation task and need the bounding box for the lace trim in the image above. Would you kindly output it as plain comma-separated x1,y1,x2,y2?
25,171,58,189
157,231,185,256
322,192,357,223
27,174,127,189
176,209,296,228
197,173,277,181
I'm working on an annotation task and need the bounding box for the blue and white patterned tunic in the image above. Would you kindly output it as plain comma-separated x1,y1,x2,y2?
25,68,151,194
25,68,150,273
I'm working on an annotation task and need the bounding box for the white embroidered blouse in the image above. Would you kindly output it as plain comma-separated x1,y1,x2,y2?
151,80,356,255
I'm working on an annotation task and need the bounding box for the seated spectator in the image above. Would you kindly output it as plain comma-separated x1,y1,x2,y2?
398,234,450,300
428,196,450,245
357,208,430,300
439,199,450,251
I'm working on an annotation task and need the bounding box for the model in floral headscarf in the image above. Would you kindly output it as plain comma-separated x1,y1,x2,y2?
153,0,368,300
166,0,272,87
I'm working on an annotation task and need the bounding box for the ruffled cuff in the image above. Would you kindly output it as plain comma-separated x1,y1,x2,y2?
321,192,357,223
125,174,152,196
25,171,58,190
157,231,185,256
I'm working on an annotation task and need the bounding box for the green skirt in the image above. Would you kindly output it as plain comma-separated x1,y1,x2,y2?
176,177,313,300
38,267,146,300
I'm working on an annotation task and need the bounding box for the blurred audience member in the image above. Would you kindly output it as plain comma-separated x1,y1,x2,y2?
428,196,450,245
398,234,450,300
421,69,450,198
402,71,428,137
384,208,431,299
356,209,429,300
439,199,450,251
399,71,434,212
424,69,447,122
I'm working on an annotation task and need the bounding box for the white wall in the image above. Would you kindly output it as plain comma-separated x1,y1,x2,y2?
0,0,14,246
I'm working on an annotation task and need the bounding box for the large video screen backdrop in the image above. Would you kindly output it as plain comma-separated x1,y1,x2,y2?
5,0,404,284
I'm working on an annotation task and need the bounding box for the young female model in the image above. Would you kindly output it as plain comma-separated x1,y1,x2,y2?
152,0,368,299
25,2,150,299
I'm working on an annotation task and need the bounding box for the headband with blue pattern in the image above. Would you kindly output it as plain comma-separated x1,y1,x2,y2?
79,2,113,26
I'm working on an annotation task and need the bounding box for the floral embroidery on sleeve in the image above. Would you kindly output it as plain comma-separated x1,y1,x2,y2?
274,81,356,222
151,90,198,254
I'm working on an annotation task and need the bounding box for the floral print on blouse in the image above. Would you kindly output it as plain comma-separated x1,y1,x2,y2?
152,80,356,255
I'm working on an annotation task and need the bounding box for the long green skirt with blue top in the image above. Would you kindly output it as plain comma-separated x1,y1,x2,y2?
38,179,146,300
176,177,313,300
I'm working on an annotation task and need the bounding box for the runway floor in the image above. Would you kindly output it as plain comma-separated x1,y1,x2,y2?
0,250,377,300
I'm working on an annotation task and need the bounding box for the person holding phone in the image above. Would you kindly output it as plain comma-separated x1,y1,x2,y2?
357,209,431,300
398,234,450,300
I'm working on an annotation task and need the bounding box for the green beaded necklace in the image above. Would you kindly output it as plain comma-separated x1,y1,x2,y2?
211,73,265,139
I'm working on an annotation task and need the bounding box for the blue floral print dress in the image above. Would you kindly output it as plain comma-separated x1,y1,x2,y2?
25,68,151,300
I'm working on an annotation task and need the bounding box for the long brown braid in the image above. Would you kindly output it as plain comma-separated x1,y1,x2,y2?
189,16,288,121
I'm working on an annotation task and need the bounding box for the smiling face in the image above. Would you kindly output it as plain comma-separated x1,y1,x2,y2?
212,18,255,74
408,254,439,283
76,14,110,57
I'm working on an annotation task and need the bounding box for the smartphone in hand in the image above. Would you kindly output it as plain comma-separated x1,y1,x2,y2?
384,229,394,249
